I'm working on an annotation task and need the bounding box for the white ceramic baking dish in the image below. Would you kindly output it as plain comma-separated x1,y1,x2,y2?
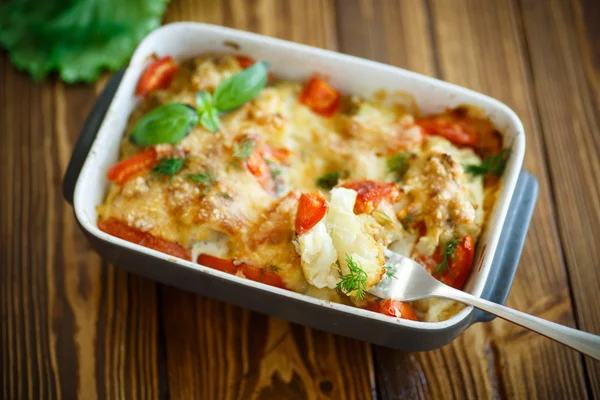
63,22,538,350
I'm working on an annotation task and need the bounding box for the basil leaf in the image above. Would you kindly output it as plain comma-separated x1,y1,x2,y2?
130,103,198,146
199,107,220,133
196,90,213,113
213,61,268,112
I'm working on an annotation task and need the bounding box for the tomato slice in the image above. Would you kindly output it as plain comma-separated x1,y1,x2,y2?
340,180,401,214
416,116,479,146
240,264,286,289
367,299,418,321
421,235,475,289
135,56,179,96
295,192,328,235
106,149,158,186
246,150,275,193
265,146,294,165
197,254,238,274
98,218,191,260
299,77,340,117
235,55,256,69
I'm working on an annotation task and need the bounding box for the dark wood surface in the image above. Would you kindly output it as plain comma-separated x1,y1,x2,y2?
1,0,599,398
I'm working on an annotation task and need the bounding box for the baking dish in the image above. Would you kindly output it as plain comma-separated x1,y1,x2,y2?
62,22,538,350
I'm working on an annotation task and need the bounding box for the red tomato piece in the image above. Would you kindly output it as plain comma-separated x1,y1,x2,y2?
197,254,239,274
98,218,191,261
421,235,475,290
265,146,294,165
235,55,256,69
416,116,479,147
299,76,340,117
135,56,179,96
295,192,328,235
340,180,402,214
106,149,158,186
246,150,275,193
240,264,286,289
367,299,418,321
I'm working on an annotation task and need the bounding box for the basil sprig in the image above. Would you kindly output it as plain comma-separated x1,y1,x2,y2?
130,61,269,145
130,104,198,146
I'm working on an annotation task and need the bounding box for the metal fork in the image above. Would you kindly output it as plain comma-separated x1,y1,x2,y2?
370,249,600,360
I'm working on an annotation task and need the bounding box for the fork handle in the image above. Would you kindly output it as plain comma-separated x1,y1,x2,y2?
436,286,600,361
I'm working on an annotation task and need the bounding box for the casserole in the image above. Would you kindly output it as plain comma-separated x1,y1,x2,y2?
63,22,538,350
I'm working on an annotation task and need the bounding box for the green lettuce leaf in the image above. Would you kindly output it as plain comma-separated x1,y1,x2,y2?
0,0,169,83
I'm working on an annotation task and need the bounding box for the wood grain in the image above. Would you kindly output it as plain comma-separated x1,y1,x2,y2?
2,0,599,398
518,0,600,394
0,56,164,398
338,0,589,398
160,1,374,399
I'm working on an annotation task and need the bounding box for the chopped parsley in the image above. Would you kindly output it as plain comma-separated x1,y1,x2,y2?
465,148,510,177
233,135,256,162
187,170,217,195
316,170,342,189
151,157,187,179
337,254,368,299
387,153,410,181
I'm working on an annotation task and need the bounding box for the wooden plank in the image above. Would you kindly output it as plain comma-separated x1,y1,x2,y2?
518,0,600,394
159,1,375,399
336,0,589,398
0,58,164,398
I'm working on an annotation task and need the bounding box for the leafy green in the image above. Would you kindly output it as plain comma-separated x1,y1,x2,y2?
213,62,269,111
337,254,368,299
383,265,397,280
465,148,511,177
435,238,460,278
0,0,168,83
387,153,410,181
151,157,187,179
187,170,217,195
131,62,269,146
233,135,256,162
130,104,198,146
316,171,342,189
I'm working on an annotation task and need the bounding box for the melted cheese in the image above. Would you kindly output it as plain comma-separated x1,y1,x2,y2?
98,54,499,322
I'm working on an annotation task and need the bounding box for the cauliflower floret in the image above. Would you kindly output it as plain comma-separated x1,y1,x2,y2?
298,220,339,289
327,188,385,291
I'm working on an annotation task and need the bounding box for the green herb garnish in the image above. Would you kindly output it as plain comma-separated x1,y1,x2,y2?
337,254,368,299
187,170,217,195
233,135,256,162
130,104,198,146
316,171,341,189
266,265,281,272
151,157,187,179
465,148,510,177
130,61,269,143
435,238,460,278
399,215,416,230
387,153,410,181
383,265,397,280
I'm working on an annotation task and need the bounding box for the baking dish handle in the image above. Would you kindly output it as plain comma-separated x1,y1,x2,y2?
473,171,539,323
62,69,125,204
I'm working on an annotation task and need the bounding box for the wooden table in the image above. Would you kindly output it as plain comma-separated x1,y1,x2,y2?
2,0,599,398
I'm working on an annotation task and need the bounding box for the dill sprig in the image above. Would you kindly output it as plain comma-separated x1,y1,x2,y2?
435,238,460,278
151,157,187,179
187,170,217,195
383,265,397,280
337,254,368,299
465,148,511,177
387,153,410,181
316,170,341,189
233,135,256,162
